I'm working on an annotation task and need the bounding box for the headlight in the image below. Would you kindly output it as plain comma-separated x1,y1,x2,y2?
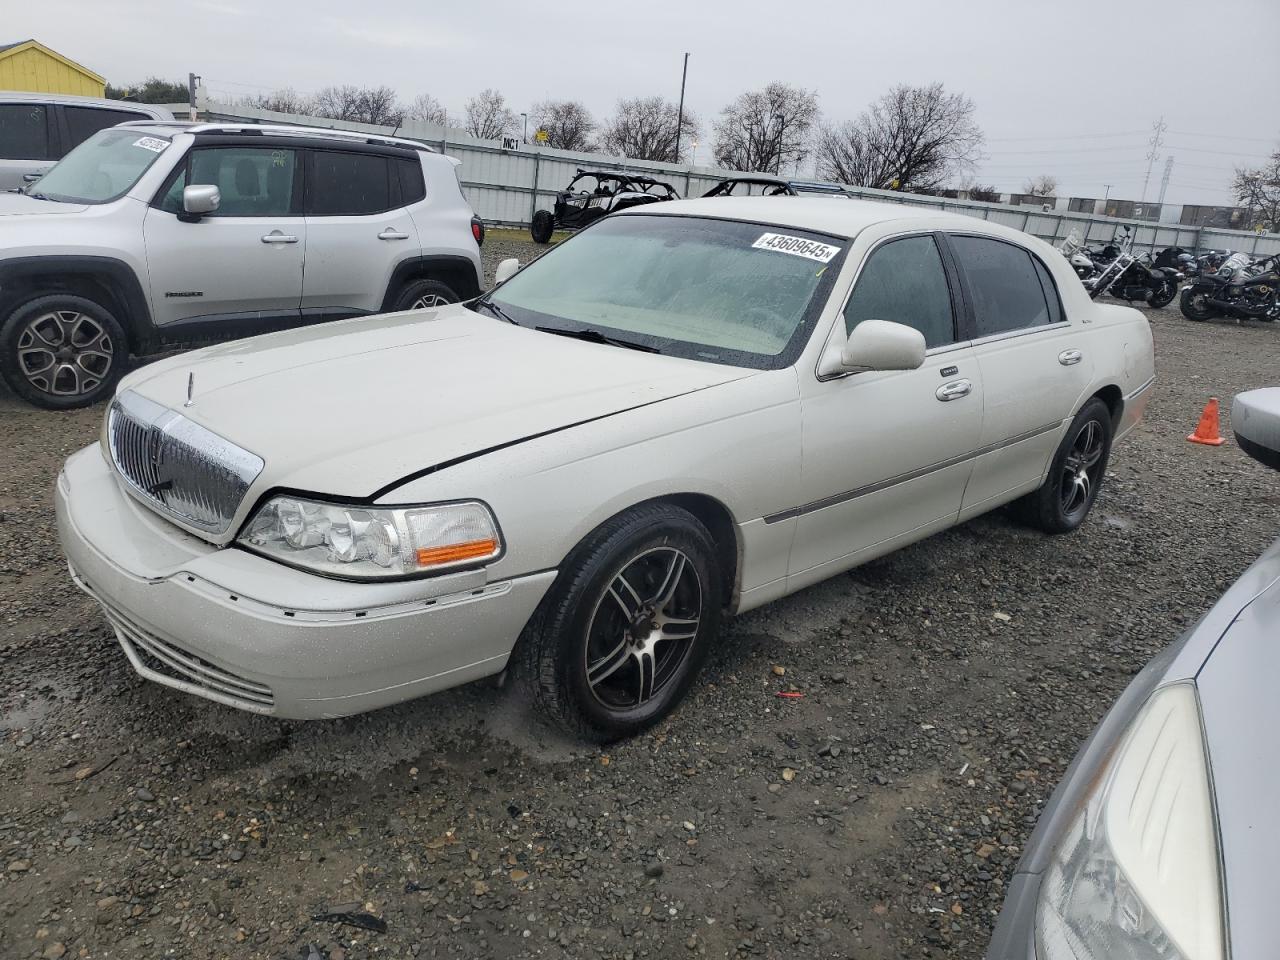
238,496,502,580
1036,683,1225,960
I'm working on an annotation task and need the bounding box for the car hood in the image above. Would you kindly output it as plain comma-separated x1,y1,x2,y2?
122,306,752,507
0,192,89,216
1192,563,1280,960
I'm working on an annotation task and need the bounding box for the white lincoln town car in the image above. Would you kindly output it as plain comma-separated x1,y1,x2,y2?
56,197,1155,740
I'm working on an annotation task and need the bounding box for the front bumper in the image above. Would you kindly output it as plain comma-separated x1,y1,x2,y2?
55,444,556,719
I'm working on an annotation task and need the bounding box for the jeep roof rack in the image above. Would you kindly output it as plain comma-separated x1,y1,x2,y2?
115,120,436,153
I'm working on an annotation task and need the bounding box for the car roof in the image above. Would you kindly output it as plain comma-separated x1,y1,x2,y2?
622,196,982,239
114,120,438,154
0,90,171,117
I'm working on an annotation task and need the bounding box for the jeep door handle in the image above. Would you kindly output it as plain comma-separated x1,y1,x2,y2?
378,228,410,240
1058,349,1083,366
261,232,298,244
936,379,972,402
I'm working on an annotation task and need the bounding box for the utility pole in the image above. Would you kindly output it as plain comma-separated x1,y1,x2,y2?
1156,156,1174,212
1139,116,1167,204
1101,184,1112,216
520,112,528,144
187,73,200,121
674,52,690,163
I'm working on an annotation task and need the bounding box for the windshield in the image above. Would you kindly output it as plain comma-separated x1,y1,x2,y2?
31,128,172,204
486,214,845,368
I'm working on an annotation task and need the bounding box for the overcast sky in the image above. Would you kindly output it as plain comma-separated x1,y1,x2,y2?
11,0,1278,207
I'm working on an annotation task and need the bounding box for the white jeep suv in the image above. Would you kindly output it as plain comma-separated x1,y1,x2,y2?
0,121,484,409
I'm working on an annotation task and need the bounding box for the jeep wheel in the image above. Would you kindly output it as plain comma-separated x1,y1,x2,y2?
392,279,460,312
0,294,126,410
530,210,555,244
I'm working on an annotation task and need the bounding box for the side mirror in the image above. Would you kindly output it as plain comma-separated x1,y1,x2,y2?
181,184,220,218
1232,388,1280,471
22,172,41,184
494,258,519,285
834,319,927,374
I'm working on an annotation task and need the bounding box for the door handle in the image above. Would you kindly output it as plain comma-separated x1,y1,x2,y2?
1058,349,1083,366
378,228,410,240
261,232,298,244
936,379,972,402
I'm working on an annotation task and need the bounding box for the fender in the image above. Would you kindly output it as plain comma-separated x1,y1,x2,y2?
379,254,483,311
0,255,154,348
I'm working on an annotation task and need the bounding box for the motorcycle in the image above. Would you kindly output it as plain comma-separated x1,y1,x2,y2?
1179,253,1280,322
1057,230,1099,281
1083,228,1182,307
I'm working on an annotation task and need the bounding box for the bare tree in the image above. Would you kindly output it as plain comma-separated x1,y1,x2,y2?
242,88,311,115
312,85,404,125
531,99,597,151
967,184,1001,203
1023,174,1057,197
599,97,697,162
712,83,819,173
1233,150,1280,229
464,88,516,140
405,93,449,126
815,83,984,192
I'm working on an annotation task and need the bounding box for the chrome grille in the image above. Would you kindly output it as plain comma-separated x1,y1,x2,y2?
103,604,275,711
107,390,263,535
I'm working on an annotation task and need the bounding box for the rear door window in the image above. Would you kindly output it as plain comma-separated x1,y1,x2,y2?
62,106,151,151
0,103,51,160
949,235,1056,337
308,151,393,216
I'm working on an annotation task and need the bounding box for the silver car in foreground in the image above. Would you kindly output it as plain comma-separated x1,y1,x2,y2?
56,197,1154,740
986,388,1280,960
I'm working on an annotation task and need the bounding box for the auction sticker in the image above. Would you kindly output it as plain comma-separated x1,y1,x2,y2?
132,137,169,153
752,232,840,263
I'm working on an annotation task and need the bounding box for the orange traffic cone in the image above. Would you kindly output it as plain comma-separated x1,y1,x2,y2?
1187,398,1226,446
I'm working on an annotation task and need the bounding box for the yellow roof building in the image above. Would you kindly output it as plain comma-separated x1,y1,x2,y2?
0,39,106,97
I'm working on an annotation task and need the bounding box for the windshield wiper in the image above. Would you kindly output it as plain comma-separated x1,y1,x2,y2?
25,192,54,201
535,325,660,353
471,298,518,324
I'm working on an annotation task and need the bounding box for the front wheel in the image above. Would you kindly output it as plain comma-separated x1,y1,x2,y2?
0,294,127,410
530,209,555,244
518,503,723,742
1180,287,1217,322
1015,398,1113,534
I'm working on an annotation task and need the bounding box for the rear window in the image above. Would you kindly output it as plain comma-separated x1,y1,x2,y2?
309,151,392,216
397,157,426,205
949,235,1056,337
0,102,51,160
63,106,150,152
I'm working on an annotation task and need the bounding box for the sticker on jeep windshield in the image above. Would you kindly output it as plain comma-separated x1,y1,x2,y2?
132,137,168,153
752,233,840,263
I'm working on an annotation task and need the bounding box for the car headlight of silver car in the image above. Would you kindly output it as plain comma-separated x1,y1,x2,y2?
1036,682,1225,960
238,496,502,580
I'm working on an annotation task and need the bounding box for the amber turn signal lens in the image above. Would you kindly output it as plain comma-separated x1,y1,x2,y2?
415,538,499,568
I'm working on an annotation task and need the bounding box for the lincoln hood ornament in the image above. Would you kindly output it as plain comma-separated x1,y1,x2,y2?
184,371,195,408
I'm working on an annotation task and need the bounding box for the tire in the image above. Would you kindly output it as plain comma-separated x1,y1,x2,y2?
1180,287,1216,322
1015,398,1113,535
0,294,127,410
530,209,555,244
1147,282,1177,309
518,503,723,743
391,279,460,312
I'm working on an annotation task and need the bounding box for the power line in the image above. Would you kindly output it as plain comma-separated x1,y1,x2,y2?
984,130,1147,142
1168,130,1279,143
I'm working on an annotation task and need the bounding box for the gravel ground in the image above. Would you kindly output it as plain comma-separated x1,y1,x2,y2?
2,241,1278,960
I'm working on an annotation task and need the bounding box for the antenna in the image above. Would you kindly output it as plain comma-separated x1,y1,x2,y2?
1139,116,1167,204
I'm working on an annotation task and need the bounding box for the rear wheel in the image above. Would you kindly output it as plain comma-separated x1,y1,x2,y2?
1180,288,1216,321
392,279,459,312
518,503,722,742
1147,281,1177,309
0,293,126,410
530,209,555,244
1015,398,1113,534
